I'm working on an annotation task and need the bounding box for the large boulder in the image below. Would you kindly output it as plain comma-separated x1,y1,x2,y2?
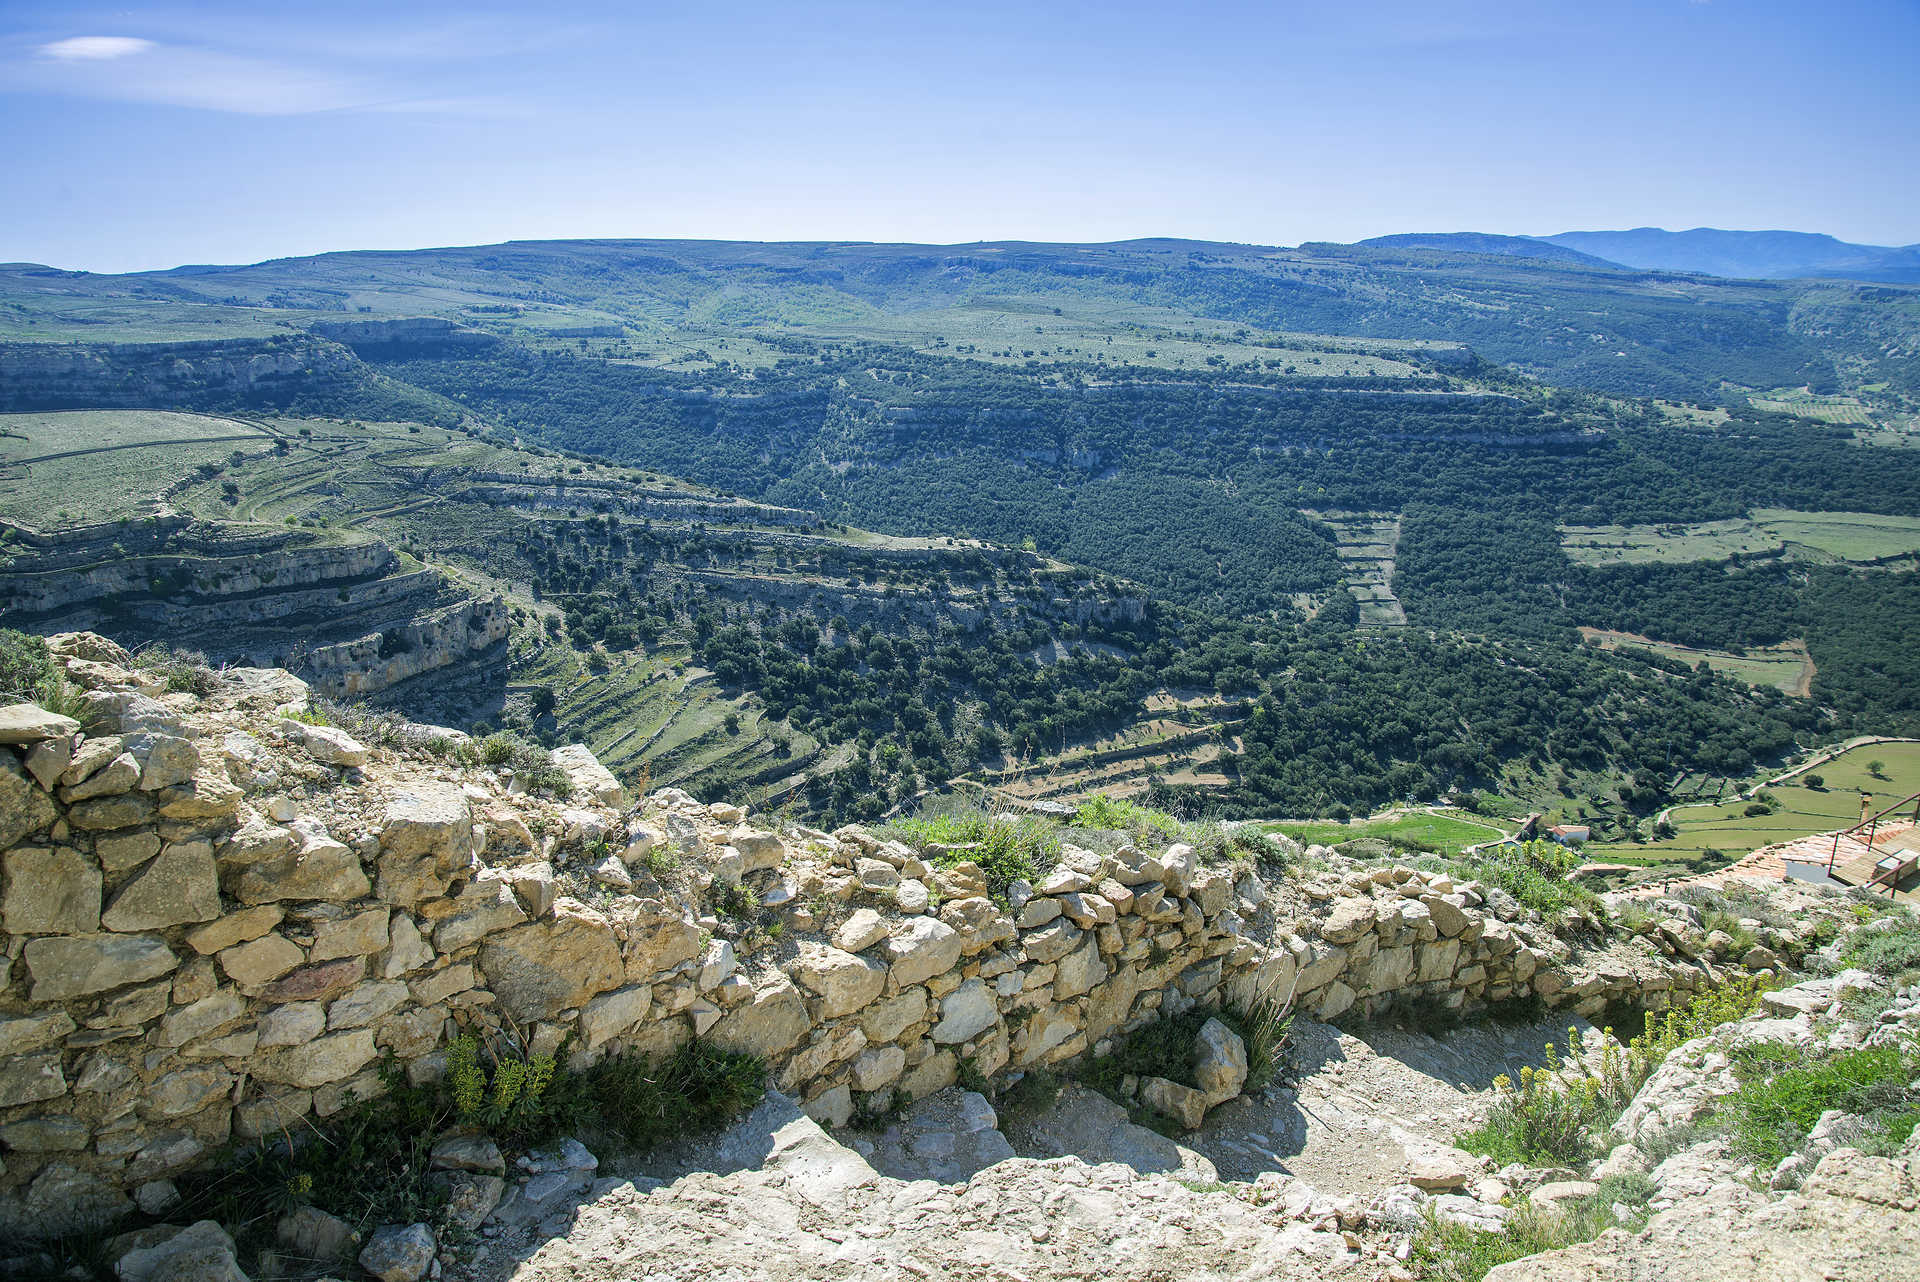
1193,1016,1248,1106
552,744,626,807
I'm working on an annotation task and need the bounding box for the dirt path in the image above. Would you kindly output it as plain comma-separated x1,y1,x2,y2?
1178,1015,1582,1198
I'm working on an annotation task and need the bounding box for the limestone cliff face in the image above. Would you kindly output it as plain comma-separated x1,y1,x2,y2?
303,596,511,698
0,519,506,702
0,336,360,410
0,639,1796,1235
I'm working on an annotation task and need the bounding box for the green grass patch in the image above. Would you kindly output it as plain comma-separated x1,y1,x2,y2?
1719,1042,1920,1166
1411,1178,1653,1282
1263,810,1510,859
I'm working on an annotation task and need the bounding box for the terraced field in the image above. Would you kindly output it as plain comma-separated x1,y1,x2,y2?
1302,510,1406,626
1259,809,1512,857
0,409,275,526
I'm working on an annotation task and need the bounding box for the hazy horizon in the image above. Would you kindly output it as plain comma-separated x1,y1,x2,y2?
4,0,1917,274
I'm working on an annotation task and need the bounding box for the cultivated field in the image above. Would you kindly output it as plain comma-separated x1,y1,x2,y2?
1587,740,1920,867
1561,508,1920,566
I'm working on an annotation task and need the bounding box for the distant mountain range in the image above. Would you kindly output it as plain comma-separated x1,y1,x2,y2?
1357,228,1920,284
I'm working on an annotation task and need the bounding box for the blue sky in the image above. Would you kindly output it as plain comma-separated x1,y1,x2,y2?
2,0,1916,272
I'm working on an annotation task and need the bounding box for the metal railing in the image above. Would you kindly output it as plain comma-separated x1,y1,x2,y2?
1828,788,1920,895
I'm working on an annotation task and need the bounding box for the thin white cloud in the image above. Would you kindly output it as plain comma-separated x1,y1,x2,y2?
38,35,154,61
6,35,517,116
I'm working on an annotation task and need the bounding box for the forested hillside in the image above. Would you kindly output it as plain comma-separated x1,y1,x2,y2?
5,234,1919,838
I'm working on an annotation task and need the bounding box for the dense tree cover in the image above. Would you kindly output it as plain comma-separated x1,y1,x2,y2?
1800,570,1920,734
381,346,1920,625
1561,562,1802,650
1199,630,1818,817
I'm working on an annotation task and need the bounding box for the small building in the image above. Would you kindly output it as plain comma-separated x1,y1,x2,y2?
1548,823,1591,845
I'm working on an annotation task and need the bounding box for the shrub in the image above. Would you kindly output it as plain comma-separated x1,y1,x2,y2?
1411,1194,1646,1282
478,730,574,798
1457,976,1772,1167
888,798,1060,903
0,628,54,701
133,643,220,696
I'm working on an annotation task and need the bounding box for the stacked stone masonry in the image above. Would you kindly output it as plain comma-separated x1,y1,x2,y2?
0,635,1748,1234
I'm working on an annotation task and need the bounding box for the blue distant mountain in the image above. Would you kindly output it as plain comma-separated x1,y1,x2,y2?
1543,227,1920,283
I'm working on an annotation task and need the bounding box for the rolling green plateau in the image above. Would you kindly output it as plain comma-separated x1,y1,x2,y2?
4,235,1920,873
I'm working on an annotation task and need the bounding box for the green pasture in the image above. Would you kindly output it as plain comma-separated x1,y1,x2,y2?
1588,740,1920,866
1580,628,1810,695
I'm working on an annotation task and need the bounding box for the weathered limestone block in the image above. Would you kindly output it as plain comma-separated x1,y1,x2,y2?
930,977,998,1044
778,1022,867,1089
0,1051,67,1106
257,1002,327,1048
1013,1003,1081,1066
0,702,80,744
851,1043,906,1091
252,1028,377,1087
861,987,930,1042
384,913,434,978
707,972,811,1059
147,1066,235,1118
102,844,220,931
157,989,246,1047
1140,1075,1209,1129
553,743,626,807
580,983,654,1049
1194,1016,1248,1105
0,1010,77,1057
1,757,60,846
884,916,963,986
791,944,888,1018
328,981,408,1029
478,899,624,1023
833,907,888,953
66,794,157,836
729,827,786,873
24,932,177,1001
132,732,201,790
618,898,703,979
1054,936,1109,1000
1023,917,1084,965
376,783,475,907
61,752,140,802
285,721,369,768
234,836,372,905
3,844,102,934
310,906,391,961
942,896,1016,954
1320,897,1377,945
1422,894,1470,939
96,829,160,873
1418,938,1464,983
219,932,305,988
262,957,365,1003
432,877,528,953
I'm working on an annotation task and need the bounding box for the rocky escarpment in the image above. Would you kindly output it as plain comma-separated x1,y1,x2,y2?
0,336,362,411
307,317,502,357
0,636,1786,1244
0,521,507,703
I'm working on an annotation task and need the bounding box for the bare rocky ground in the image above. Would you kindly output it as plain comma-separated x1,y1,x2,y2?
463,964,1919,1282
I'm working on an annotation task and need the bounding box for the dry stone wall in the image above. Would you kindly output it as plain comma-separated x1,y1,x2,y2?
0,636,1750,1236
